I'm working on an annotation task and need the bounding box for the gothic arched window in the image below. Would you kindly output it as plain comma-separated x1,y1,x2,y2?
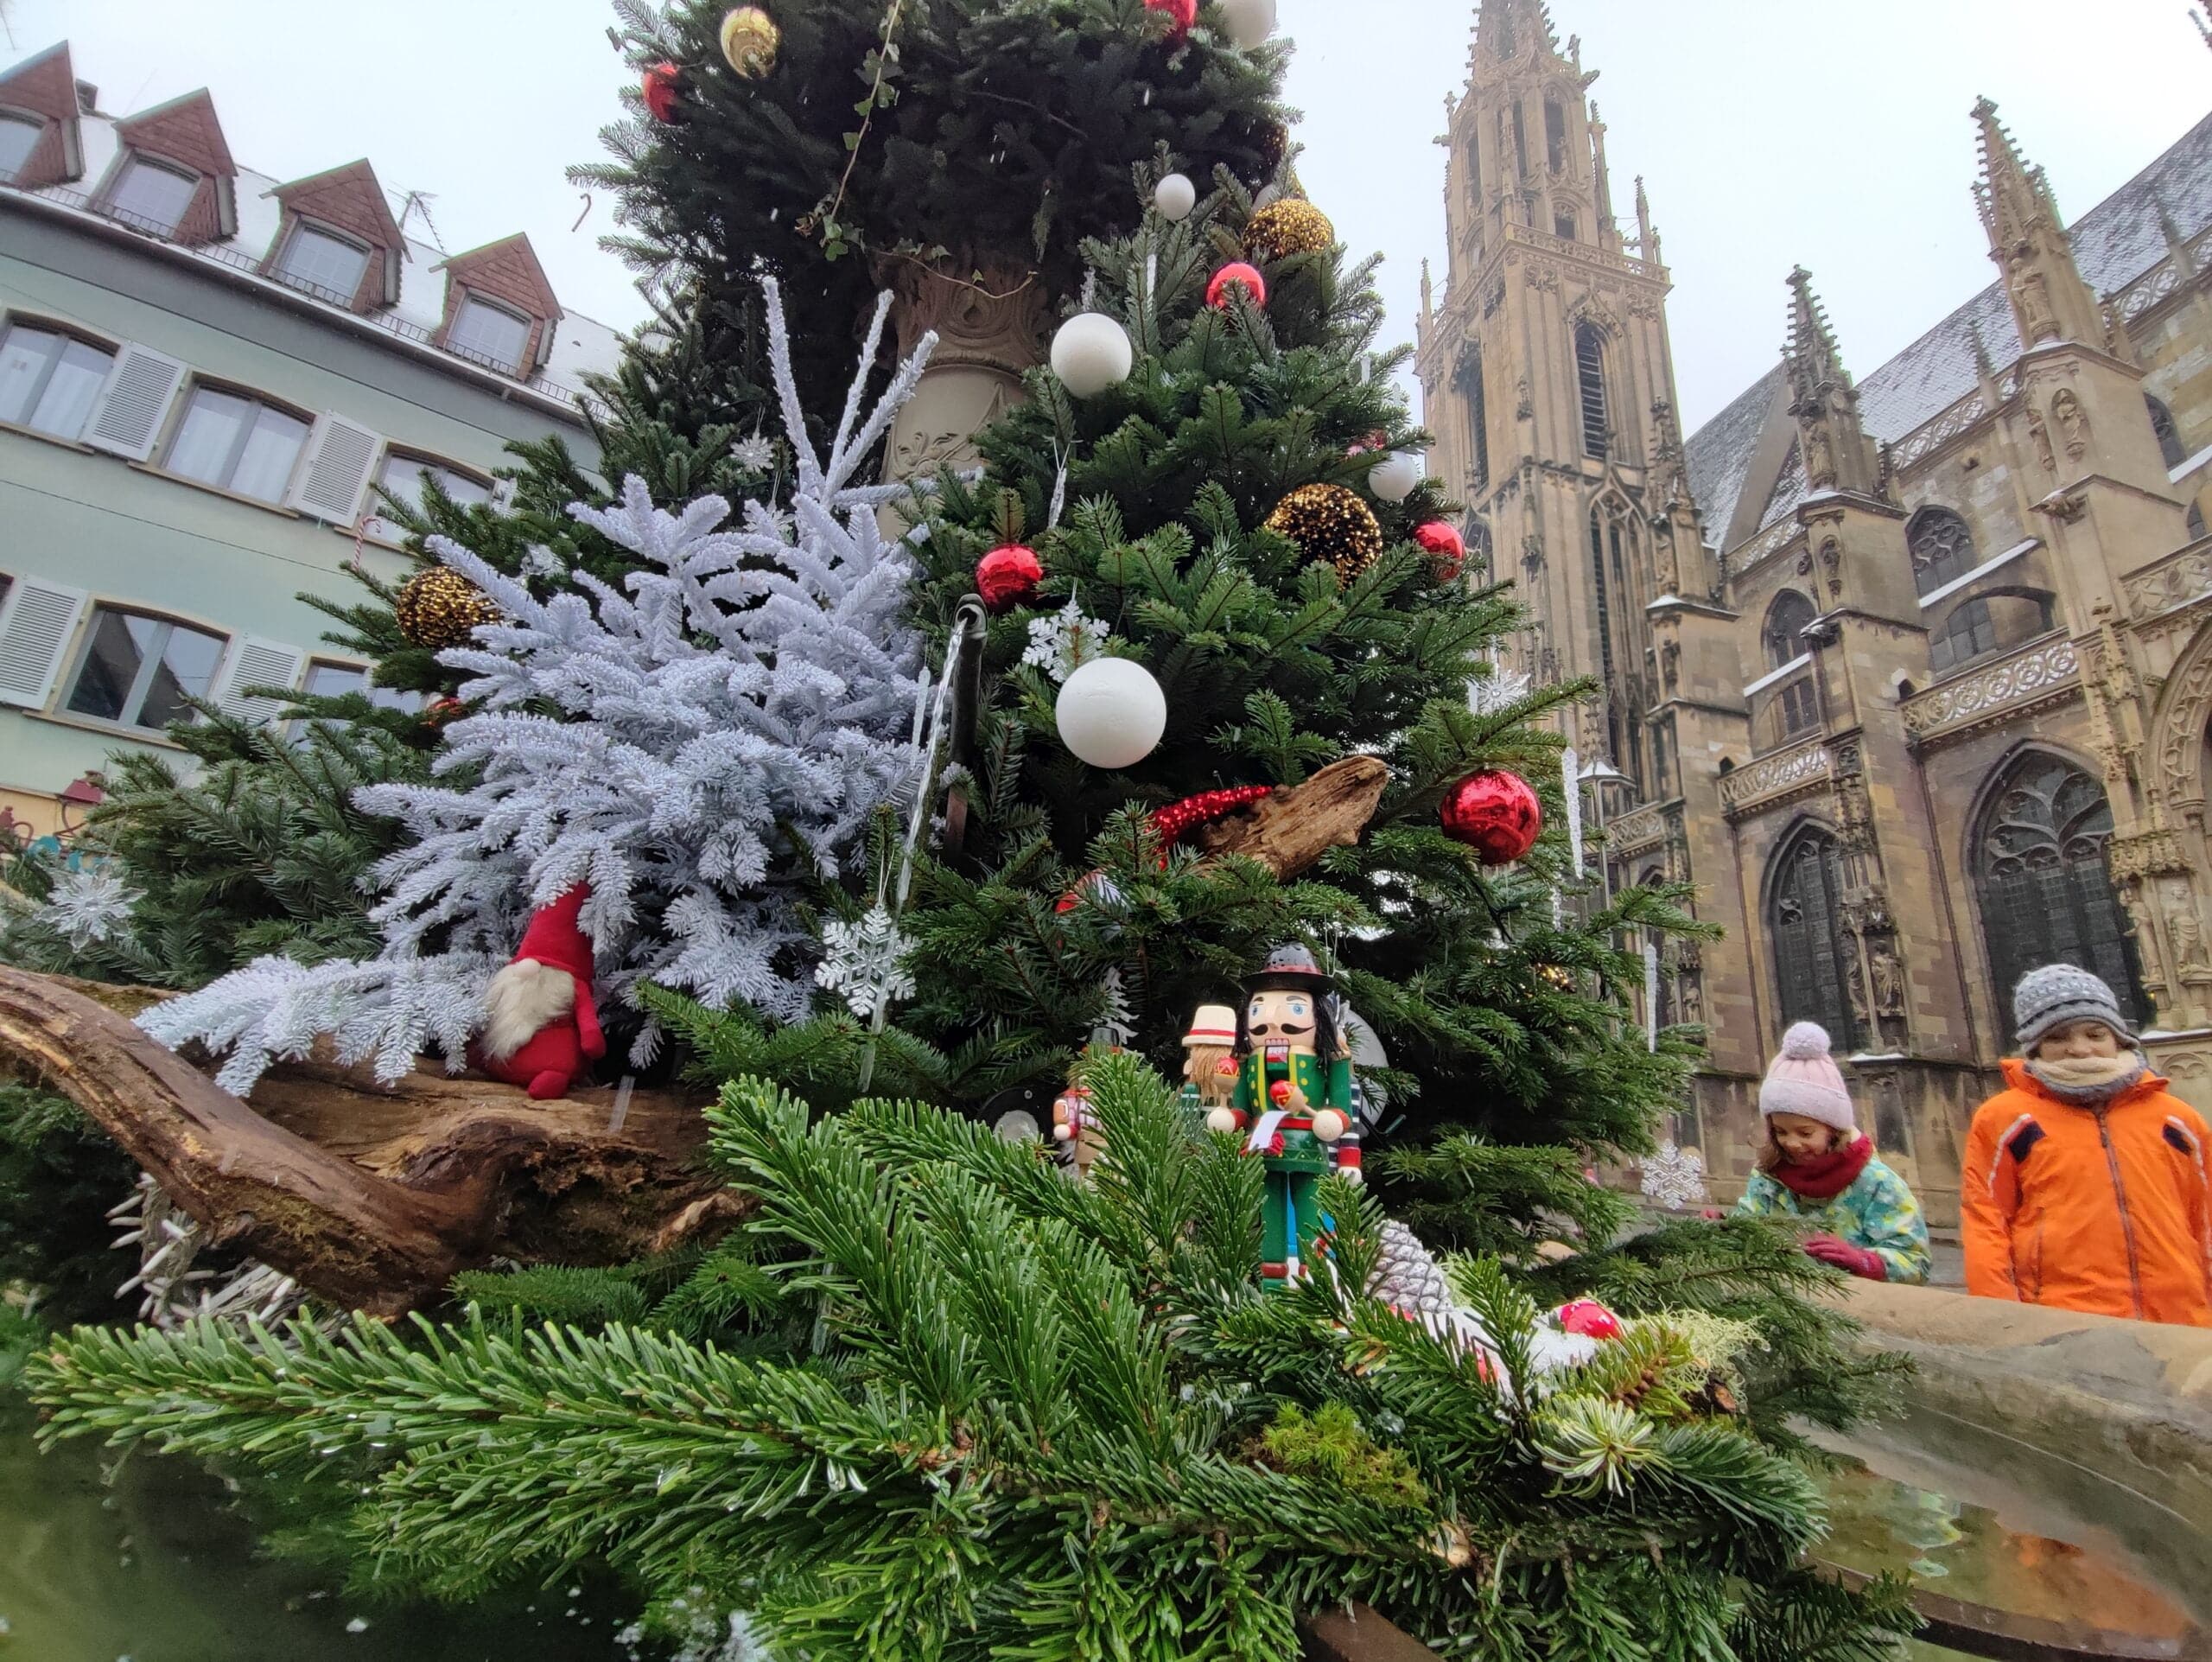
1974,752,2145,1037
1769,825,1859,1048
1906,506,1976,598
1544,99,1568,174
2147,394,2187,470
1466,515,1494,578
1575,324,1608,460
1929,598,1999,672
1762,590,1817,670
1457,349,1490,493
2191,501,2207,541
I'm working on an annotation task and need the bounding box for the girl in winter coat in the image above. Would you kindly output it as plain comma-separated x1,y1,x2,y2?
1962,965,2212,1327
1736,1022,1931,1284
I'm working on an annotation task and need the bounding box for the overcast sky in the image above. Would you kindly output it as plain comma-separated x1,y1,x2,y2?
6,1,2206,435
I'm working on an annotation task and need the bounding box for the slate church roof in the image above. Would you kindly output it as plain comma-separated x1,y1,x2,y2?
1684,110,2212,549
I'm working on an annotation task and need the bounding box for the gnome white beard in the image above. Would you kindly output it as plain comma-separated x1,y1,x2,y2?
479,959,577,1061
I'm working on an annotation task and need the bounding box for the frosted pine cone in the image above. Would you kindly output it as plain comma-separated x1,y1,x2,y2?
1368,1220,1455,1321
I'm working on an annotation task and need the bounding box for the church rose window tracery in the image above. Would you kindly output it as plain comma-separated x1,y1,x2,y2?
1769,825,1860,1049
1973,752,2145,1036
1906,506,1976,598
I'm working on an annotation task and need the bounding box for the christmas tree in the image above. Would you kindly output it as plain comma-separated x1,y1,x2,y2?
133,281,938,1091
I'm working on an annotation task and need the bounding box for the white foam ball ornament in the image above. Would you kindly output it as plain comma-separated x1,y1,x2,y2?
1056,657,1167,769
1369,450,1421,504
1154,172,1198,222
1217,0,1278,49
1051,312,1134,398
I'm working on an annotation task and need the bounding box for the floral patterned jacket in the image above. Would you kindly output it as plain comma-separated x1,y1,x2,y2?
1735,1155,1932,1285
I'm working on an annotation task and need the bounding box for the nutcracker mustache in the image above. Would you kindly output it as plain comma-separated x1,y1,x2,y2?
1249,1022,1314,1040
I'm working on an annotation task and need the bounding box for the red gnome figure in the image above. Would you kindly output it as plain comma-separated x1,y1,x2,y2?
471,885,606,1100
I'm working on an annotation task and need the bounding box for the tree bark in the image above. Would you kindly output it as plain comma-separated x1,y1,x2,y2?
1196,755,1393,880
0,968,723,1318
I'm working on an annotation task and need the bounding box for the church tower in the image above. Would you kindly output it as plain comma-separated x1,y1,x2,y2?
1415,0,1700,795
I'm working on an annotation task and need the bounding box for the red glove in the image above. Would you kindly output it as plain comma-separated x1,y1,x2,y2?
1804,1235,1886,1281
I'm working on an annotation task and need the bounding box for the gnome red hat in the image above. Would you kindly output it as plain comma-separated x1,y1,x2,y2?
512,885,595,979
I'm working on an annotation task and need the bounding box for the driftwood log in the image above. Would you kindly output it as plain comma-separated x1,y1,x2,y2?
1198,755,1392,880
0,968,725,1317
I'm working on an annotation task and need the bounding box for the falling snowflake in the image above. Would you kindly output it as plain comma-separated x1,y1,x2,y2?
1469,666,1532,716
816,904,916,1020
731,431,777,472
519,544,563,580
1094,968,1136,1048
39,864,141,951
1022,595,1112,684
1640,1141,1708,1212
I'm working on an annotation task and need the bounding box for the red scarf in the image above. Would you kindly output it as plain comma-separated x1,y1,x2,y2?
1772,1135,1872,1201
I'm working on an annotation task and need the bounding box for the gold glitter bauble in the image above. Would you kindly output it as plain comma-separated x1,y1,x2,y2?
1243,199,1335,263
1537,964,1576,992
395,568,501,650
720,6,780,77
1265,481,1383,583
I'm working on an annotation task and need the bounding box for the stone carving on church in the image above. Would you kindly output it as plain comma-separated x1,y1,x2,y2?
1660,640,1680,696
1846,956,1873,1038
1718,740,1834,815
1803,421,1836,491
2165,881,2212,981
2014,270,2058,343
1817,537,1843,602
2051,387,2090,461
2026,403,2057,474
1900,638,2080,743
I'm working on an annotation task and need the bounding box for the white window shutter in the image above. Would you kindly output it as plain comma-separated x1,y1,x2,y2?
286,413,384,523
0,578,89,709
213,637,305,726
82,344,188,462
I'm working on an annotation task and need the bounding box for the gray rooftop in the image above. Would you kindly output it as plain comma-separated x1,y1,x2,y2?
1685,109,2212,545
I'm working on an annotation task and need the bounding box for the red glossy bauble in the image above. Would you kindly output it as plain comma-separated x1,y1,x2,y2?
1440,768,1541,864
422,696,467,729
1414,520,1466,583
1145,0,1198,35
976,544,1044,613
1206,262,1268,310
1554,1299,1624,1340
642,61,683,123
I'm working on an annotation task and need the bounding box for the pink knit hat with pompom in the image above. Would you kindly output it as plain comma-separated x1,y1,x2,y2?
1758,1022,1856,1133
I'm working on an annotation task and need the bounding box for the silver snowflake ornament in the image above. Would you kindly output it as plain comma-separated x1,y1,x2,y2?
1468,666,1533,716
1022,595,1112,684
817,904,917,1021
1640,1140,1708,1212
40,863,141,951
731,432,777,472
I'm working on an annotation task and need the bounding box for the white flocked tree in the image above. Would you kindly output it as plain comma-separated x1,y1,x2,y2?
144,279,938,1092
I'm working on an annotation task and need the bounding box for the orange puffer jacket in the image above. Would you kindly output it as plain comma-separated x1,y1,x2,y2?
1961,1060,2212,1328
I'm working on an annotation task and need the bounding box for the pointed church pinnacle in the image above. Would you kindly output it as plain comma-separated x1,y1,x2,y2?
1972,96,2060,245
2195,7,2212,49
1784,266,1846,395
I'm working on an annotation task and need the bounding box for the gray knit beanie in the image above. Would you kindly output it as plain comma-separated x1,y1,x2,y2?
2012,964,2138,1052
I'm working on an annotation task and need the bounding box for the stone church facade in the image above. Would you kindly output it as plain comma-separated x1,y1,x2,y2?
1415,0,2212,1226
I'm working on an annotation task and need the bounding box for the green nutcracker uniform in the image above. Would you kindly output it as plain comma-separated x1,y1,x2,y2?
1234,1043,1357,1285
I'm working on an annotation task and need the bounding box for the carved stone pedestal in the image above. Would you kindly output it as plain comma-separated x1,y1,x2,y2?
877,256,1052,481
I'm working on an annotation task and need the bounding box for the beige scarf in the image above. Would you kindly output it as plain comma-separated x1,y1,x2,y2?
2026,1051,2147,1106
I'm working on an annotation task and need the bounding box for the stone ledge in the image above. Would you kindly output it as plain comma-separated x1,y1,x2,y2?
1835,1281,2212,1532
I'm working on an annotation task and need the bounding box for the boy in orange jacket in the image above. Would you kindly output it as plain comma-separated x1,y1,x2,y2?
1962,965,2212,1327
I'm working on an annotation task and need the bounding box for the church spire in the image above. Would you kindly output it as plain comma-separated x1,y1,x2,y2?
1783,267,1879,497
1972,97,2103,348
1477,0,1560,61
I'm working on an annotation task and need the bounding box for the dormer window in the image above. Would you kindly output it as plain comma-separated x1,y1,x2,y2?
447,296,532,373
107,155,196,236
273,223,371,305
0,113,41,181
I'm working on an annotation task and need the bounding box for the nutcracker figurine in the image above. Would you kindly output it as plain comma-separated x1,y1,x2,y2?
1179,1003,1240,1115
1211,945,1363,1288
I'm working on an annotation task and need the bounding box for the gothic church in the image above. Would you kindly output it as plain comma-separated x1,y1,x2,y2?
1415,0,2212,1225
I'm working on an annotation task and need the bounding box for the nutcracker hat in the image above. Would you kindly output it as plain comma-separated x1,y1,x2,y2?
512,885,596,983
1183,1004,1238,1047
1249,942,1332,986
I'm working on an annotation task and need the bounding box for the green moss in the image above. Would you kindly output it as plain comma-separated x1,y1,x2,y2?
1255,1402,1429,1512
